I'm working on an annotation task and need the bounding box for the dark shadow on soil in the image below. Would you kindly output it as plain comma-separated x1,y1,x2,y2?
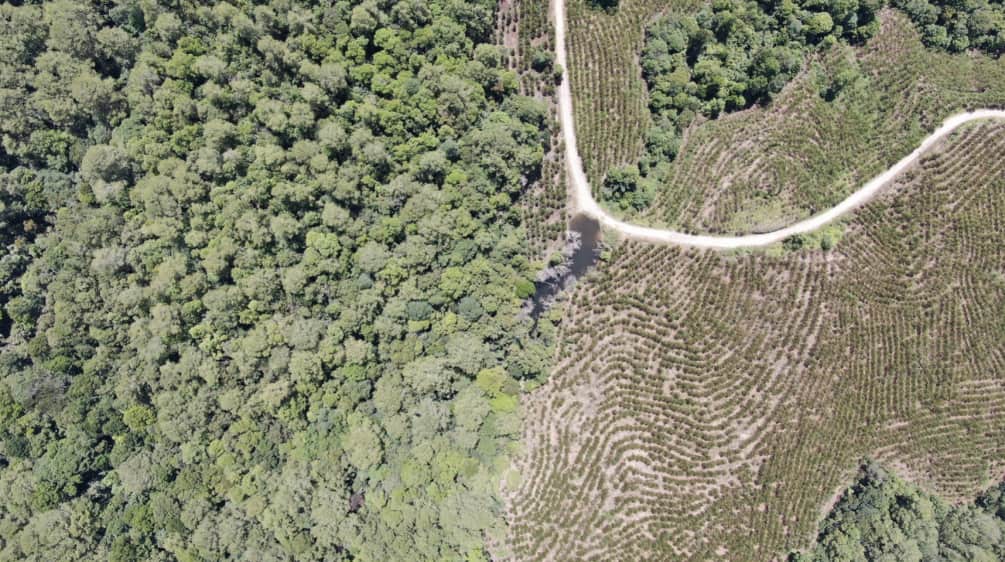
526,214,601,322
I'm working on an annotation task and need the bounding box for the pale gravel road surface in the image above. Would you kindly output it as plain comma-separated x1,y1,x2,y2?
553,0,1005,249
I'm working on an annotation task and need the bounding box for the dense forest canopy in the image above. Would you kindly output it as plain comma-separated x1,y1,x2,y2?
0,0,555,560
794,463,1005,561
894,0,1005,54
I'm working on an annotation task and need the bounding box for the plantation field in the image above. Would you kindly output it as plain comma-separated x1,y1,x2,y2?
499,0,568,259
502,121,1005,560
564,1,1005,234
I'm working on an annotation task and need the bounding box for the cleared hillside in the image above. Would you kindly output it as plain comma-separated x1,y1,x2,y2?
503,121,1005,560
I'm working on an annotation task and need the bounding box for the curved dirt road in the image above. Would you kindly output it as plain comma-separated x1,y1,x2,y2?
553,0,1005,249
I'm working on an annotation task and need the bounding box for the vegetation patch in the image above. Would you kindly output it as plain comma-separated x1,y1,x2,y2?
496,0,569,260
794,463,1005,561
607,0,1005,214
600,0,879,210
565,0,1005,236
0,1,559,560
894,0,1005,54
